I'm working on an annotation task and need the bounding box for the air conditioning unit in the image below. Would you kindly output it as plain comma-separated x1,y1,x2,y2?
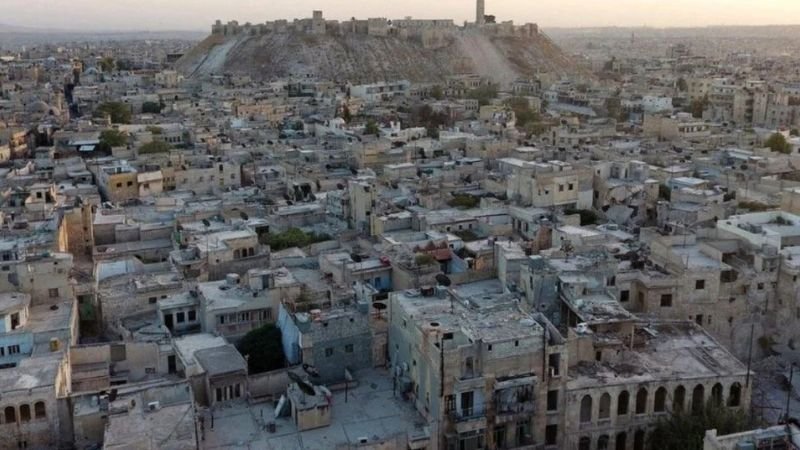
147,401,160,411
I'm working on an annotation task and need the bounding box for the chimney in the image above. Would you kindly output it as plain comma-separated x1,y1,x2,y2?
476,0,485,25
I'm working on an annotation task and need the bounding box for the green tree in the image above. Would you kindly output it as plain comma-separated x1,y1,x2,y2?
765,132,792,154
688,95,709,119
791,128,799,137
236,324,285,374
146,125,163,135
95,102,132,124
467,84,498,106
341,104,352,123
364,120,380,136
430,85,444,100
99,129,127,148
138,140,172,154
261,228,331,251
504,97,540,128
649,402,758,450
659,184,671,201
141,101,162,114
98,57,115,73
676,77,688,92
447,194,480,209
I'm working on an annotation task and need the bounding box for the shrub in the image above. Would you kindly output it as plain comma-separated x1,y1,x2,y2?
448,194,480,209
94,102,131,124
414,253,437,266
765,133,791,154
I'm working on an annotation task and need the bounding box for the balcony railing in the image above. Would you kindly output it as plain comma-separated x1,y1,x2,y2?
449,405,486,422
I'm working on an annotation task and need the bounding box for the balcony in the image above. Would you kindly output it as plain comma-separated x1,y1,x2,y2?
449,405,486,422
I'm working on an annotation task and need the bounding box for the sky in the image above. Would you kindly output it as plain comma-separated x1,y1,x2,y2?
4,0,800,31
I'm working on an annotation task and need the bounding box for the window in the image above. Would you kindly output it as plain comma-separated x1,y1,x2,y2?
695,280,705,290
634,430,646,450
444,395,455,413
545,424,558,446
598,435,609,450
674,386,686,413
19,404,30,422
654,387,667,412
580,395,592,423
579,437,591,450
757,282,764,290
599,393,611,419
215,388,223,402
568,183,574,190
728,383,742,407
127,181,133,187
48,288,59,298
188,310,196,321
176,312,185,323
618,391,629,415
548,353,561,377
660,294,673,307
116,183,122,188
345,344,354,353
325,347,334,357
607,276,615,286
34,402,45,419
559,184,564,192
547,390,558,411
616,432,627,450
148,297,157,304
620,290,630,302
636,388,648,414
8,345,21,355
4,406,15,423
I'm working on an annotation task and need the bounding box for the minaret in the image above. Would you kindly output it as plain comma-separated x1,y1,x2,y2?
476,0,485,25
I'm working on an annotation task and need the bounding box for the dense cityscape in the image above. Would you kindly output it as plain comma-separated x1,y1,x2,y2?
1,1,800,449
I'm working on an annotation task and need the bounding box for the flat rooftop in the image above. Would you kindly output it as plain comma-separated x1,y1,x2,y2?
568,321,748,388
202,368,429,450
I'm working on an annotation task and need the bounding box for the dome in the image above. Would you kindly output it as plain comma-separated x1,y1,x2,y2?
27,100,50,114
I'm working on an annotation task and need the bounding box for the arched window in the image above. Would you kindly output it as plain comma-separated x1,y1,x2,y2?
692,384,705,415
711,383,723,407
728,383,742,407
617,391,629,416
34,402,46,419
654,387,667,413
233,249,241,259
248,247,255,257
598,435,610,450
580,395,593,423
3,406,14,423
19,404,30,422
634,430,646,450
579,437,591,450
636,388,648,414
599,393,611,419
674,386,686,413
616,432,627,450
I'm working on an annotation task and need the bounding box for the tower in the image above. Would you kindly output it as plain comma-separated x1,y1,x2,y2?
476,0,485,25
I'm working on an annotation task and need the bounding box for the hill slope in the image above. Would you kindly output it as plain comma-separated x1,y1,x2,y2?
176,30,583,84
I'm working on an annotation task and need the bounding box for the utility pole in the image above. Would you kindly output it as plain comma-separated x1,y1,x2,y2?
785,364,795,422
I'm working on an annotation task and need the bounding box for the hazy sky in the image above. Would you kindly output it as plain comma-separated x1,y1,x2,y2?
5,0,800,31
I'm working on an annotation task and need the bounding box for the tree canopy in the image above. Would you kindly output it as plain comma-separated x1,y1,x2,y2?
467,84,498,106
99,129,127,148
95,102,132,124
765,133,792,154
142,101,162,114
649,402,758,450
236,324,286,374
138,140,172,154
364,120,380,136
260,228,331,251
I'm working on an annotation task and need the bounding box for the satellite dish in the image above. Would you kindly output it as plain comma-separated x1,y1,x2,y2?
201,219,210,228
351,254,362,263
435,274,452,287
302,363,320,378
240,211,249,221
336,183,345,190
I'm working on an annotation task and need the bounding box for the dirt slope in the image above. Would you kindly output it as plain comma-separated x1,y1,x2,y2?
176,30,584,84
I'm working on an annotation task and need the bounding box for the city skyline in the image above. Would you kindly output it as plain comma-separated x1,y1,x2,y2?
4,0,800,32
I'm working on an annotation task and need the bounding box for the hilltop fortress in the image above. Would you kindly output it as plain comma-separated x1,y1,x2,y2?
211,8,539,50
